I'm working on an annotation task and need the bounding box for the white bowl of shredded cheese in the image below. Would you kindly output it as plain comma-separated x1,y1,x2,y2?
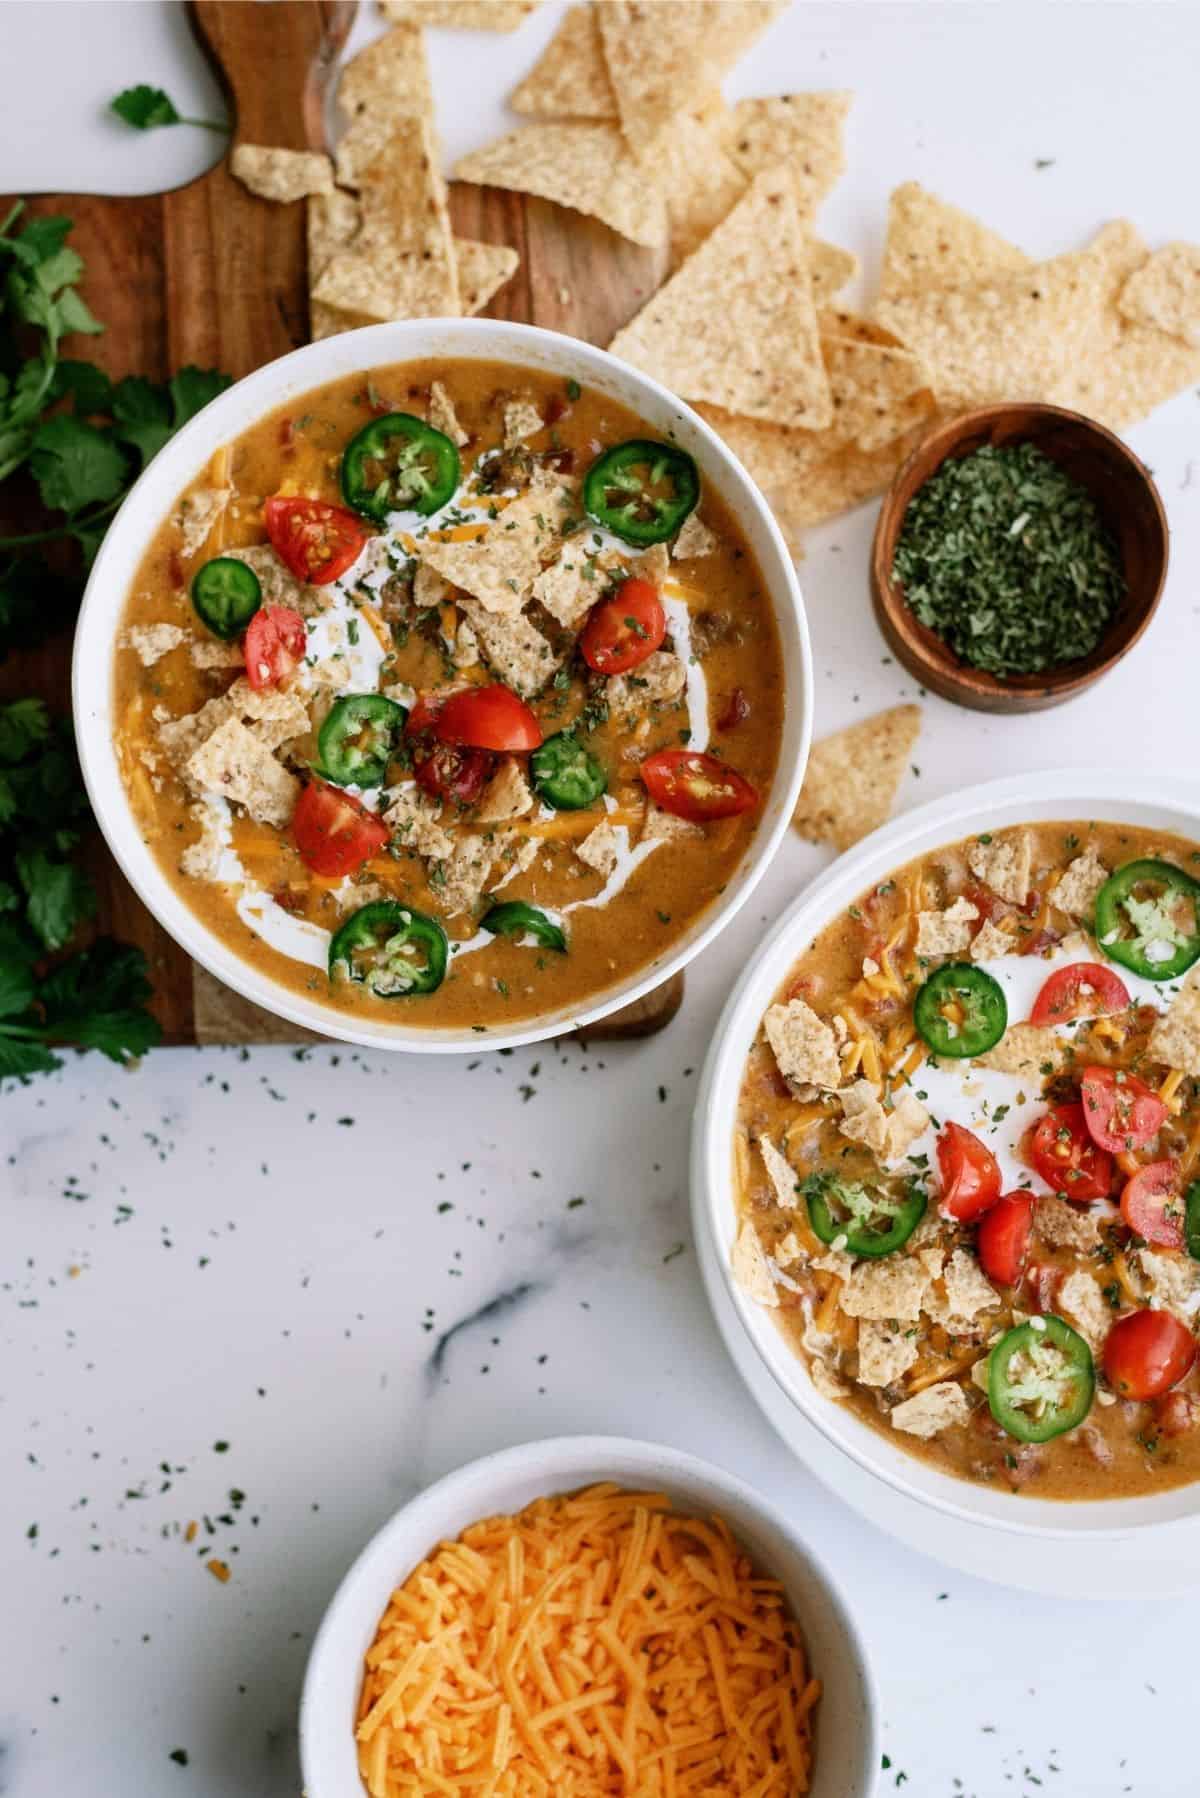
299,1434,878,1798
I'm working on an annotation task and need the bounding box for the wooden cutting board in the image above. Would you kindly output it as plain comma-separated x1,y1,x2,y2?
2,0,683,1046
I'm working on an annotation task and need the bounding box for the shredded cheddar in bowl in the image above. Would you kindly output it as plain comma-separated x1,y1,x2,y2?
355,1483,820,1797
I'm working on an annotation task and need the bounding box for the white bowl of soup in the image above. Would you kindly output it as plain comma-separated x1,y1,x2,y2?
694,770,1200,1537
299,1435,879,1798
74,319,810,1051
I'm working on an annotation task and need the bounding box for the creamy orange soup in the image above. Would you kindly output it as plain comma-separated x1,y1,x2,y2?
114,360,784,1031
735,820,1200,1500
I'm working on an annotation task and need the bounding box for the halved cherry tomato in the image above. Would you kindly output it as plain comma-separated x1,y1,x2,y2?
1104,1308,1196,1400
1080,1065,1167,1154
244,605,306,691
406,691,452,738
1029,1102,1114,1202
977,1191,1034,1285
1155,1389,1200,1436
435,684,543,753
937,1121,1002,1222
640,748,758,823
293,780,388,878
1030,962,1130,1026
579,576,666,676
1121,1159,1186,1248
1025,1259,1061,1316
263,496,367,585
414,742,493,807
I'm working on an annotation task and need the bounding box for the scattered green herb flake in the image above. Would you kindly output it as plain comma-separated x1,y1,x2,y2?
892,442,1125,677
110,84,227,134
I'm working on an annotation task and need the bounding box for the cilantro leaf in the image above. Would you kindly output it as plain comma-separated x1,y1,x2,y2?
50,359,114,415
28,415,129,515
0,696,51,761
0,562,82,660
111,375,172,466
170,366,233,430
16,846,96,950
0,959,35,1019
110,85,182,130
35,938,160,1063
0,1034,61,1081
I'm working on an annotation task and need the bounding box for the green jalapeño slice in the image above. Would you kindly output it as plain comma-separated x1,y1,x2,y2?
801,1170,927,1259
530,732,607,811
1094,858,1200,981
913,963,1007,1059
316,694,408,788
481,900,567,953
191,556,262,639
328,900,448,998
340,413,460,522
987,1315,1094,1443
582,438,700,546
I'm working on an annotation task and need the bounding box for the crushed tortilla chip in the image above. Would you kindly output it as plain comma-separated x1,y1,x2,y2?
510,3,616,117
455,121,667,247
724,91,851,224
380,0,539,25
597,0,786,153
609,172,832,429
876,181,1031,304
231,144,333,203
1119,241,1200,347
793,705,921,851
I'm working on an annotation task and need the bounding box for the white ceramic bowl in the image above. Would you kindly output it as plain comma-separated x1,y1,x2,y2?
693,768,1200,1543
299,1435,878,1798
73,318,811,1053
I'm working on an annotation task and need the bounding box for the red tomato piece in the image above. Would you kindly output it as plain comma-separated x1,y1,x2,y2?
977,1191,1034,1285
1104,1308,1196,1400
244,605,306,692
1030,962,1131,1026
414,743,494,807
579,576,667,676
1120,1159,1186,1249
1025,1259,1061,1316
292,781,388,878
435,684,543,752
1029,1102,1114,1202
937,1121,1002,1222
1080,1065,1168,1154
406,691,451,738
1155,1390,1200,1437
640,749,758,823
717,687,751,731
264,495,368,585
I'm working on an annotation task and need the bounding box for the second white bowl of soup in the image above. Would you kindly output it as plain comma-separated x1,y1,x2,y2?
694,769,1200,1538
75,318,810,1052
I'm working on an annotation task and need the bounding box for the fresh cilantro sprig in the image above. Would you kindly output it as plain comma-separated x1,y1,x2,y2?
110,84,229,135
0,698,160,1080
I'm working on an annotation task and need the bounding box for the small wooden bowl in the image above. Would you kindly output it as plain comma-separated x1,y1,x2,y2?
870,403,1169,713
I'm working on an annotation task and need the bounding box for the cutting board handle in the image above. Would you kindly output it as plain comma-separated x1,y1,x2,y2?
188,0,358,150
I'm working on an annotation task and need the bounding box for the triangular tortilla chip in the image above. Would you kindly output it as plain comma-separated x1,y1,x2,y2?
724,91,851,223
810,242,858,302
793,706,922,851
609,172,832,429
819,336,930,450
510,3,616,117
335,23,435,188
309,197,516,334
314,117,459,319
1119,241,1200,347
875,221,1141,412
380,0,539,26
817,307,904,347
455,121,667,247
641,101,746,271
877,182,1031,305
597,0,786,151
455,238,520,314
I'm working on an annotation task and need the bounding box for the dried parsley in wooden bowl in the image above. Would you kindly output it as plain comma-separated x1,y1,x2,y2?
870,403,1168,714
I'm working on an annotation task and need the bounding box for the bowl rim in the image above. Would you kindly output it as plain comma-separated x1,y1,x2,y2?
870,400,1169,704
691,766,1200,1541
297,1432,880,1798
72,316,812,1054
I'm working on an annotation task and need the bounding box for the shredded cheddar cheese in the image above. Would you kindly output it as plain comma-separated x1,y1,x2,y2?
355,1486,818,1797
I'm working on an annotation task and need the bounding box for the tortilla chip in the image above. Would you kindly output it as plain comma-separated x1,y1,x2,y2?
1119,241,1200,347
455,238,520,314
781,430,926,533
643,99,746,270
819,335,931,450
875,220,1141,412
231,145,333,203
334,23,435,188
380,0,539,26
877,182,1031,305
724,91,851,223
793,705,921,850
609,172,832,429
510,3,616,117
810,241,858,302
455,121,667,247
597,0,786,153
413,484,575,613
817,307,903,347
314,117,459,320
307,190,370,339
1051,229,1200,426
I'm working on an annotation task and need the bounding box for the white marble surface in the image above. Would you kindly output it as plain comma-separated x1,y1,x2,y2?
5,2,1200,1793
